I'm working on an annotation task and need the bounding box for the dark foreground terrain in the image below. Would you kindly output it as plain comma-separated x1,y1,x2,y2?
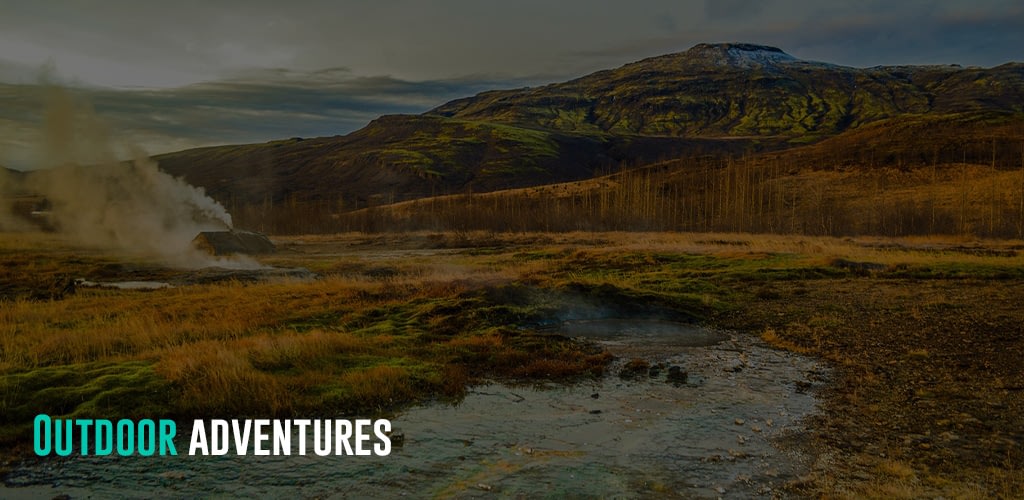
2,231,1022,497
717,275,1024,497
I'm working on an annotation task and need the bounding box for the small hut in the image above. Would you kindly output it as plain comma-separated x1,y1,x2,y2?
192,230,276,256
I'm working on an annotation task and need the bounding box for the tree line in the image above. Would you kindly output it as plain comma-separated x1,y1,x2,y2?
231,139,1024,239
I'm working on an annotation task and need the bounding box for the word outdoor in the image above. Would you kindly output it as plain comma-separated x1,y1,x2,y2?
33,415,393,457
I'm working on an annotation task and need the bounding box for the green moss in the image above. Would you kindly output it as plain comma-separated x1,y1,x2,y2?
0,361,170,443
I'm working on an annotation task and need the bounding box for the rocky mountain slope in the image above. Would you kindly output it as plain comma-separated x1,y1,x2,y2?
41,43,1024,214
430,43,1024,138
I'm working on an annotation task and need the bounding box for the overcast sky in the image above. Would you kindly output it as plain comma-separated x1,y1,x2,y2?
1,0,1022,168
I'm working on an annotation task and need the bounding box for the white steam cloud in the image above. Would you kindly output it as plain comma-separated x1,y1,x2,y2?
13,87,252,268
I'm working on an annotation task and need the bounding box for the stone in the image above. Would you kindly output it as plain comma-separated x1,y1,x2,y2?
666,365,688,384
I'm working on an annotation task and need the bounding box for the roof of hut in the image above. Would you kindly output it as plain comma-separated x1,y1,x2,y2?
192,230,276,256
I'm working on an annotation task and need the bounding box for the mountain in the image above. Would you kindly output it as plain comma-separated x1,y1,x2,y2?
156,116,611,206
113,44,1024,226
156,113,776,207
430,43,1024,138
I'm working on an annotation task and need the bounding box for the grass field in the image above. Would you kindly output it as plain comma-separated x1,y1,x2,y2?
2,230,1023,497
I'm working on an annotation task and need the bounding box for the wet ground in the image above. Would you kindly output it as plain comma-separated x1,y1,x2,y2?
70,266,317,291
3,322,826,499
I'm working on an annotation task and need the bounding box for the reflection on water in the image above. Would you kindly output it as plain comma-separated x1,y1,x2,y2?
559,318,730,351
75,280,173,290
3,325,826,499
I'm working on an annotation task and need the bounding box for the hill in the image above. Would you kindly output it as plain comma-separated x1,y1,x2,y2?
155,114,776,209
328,112,1024,238
150,43,1022,221
429,43,1024,138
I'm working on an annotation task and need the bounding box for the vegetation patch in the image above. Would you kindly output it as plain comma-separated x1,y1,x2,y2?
0,361,169,445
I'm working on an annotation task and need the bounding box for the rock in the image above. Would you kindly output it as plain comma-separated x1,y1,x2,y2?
590,393,600,399
725,359,744,372
734,418,745,425
389,431,405,447
666,365,688,384
618,358,650,379
589,409,602,415
477,483,492,491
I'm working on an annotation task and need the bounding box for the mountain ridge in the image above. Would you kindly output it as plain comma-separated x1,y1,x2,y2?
429,43,1023,138
151,42,1022,213
9,43,1023,231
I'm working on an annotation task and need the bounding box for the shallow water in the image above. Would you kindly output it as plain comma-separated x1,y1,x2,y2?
75,280,173,290
560,318,730,351
3,323,826,499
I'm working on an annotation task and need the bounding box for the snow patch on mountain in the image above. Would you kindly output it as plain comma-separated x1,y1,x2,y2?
686,43,800,68
726,46,797,67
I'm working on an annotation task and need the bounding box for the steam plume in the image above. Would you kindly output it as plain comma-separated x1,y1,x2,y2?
18,86,248,268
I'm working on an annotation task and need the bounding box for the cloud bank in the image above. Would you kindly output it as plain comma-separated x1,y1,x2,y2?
0,72,539,169
0,1,1020,167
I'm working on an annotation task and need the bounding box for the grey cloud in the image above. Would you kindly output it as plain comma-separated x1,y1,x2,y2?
0,70,543,169
4,1,1018,90
777,6,1024,67
0,1,709,86
703,0,765,21
568,1,1023,69
2,0,1020,168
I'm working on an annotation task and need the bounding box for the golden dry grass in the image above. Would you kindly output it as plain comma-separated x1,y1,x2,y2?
6,231,1023,366
1,277,386,369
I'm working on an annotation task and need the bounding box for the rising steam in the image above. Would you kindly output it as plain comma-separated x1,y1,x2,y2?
16,87,250,268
